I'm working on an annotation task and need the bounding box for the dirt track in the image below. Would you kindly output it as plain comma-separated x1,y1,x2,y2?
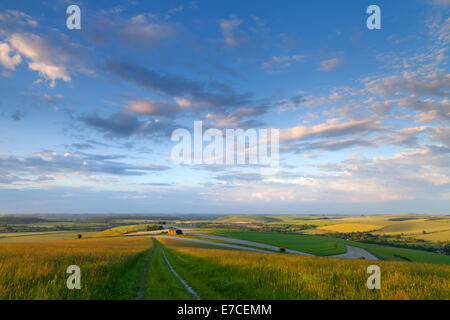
330,245,379,260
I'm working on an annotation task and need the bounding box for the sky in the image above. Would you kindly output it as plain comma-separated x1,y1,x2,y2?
0,0,449,214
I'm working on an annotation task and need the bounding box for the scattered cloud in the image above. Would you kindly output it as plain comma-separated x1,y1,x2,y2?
11,109,24,121
0,150,170,187
262,55,304,70
125,99,183,116
219,16,242,47
0,41,22,70
319,58,342,71
81,112,175,139
0,10,38,28
86,10,176,48
103,58,254,110
4,33,71,87
280,119,384,142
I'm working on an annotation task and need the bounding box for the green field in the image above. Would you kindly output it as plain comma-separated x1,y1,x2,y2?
210,230,347,255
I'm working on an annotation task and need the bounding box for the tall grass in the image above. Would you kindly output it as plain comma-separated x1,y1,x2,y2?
160,238,450,300
0,237,153,299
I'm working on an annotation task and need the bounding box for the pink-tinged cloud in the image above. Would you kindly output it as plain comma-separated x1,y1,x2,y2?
280,119,383,142
320,57,342,71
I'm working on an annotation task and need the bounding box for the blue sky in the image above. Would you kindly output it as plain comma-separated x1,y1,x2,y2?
0,0,448,214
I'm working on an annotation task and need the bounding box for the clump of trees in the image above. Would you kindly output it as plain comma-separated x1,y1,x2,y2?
146,225,164,231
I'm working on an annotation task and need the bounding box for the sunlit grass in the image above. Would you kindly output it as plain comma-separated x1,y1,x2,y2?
0,237,153,299
160,238,450,300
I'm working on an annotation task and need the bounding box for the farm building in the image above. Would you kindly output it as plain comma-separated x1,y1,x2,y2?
168,229,183,235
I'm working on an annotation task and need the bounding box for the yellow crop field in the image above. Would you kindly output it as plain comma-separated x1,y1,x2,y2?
93,224,150,237
160,238,450,300
0,237,153,299
415,229,450,242
297,215,450,242
318,223,382,233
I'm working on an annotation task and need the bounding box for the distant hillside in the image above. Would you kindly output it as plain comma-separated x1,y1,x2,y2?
215,215,282,223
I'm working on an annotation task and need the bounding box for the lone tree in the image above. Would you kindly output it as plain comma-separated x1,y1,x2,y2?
78,234,82,239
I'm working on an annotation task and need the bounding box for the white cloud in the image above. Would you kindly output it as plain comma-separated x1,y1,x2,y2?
319,58,342,71
7,33,71,87
125,99,181,116
0,42,21,70
280,119,382,142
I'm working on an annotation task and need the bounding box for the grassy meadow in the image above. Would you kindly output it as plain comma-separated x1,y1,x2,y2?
159,238,450,300
0,237,153,299
0,213,449,300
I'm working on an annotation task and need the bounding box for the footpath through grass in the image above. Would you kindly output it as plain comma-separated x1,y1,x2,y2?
142,239,194,300
159,238,450,299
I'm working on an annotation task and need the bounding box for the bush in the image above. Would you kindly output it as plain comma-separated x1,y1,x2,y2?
279,247,286,252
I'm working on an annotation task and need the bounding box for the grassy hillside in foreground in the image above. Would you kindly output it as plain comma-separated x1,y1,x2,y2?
159,238,450,299
210,230,347,255
0,237,153,299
